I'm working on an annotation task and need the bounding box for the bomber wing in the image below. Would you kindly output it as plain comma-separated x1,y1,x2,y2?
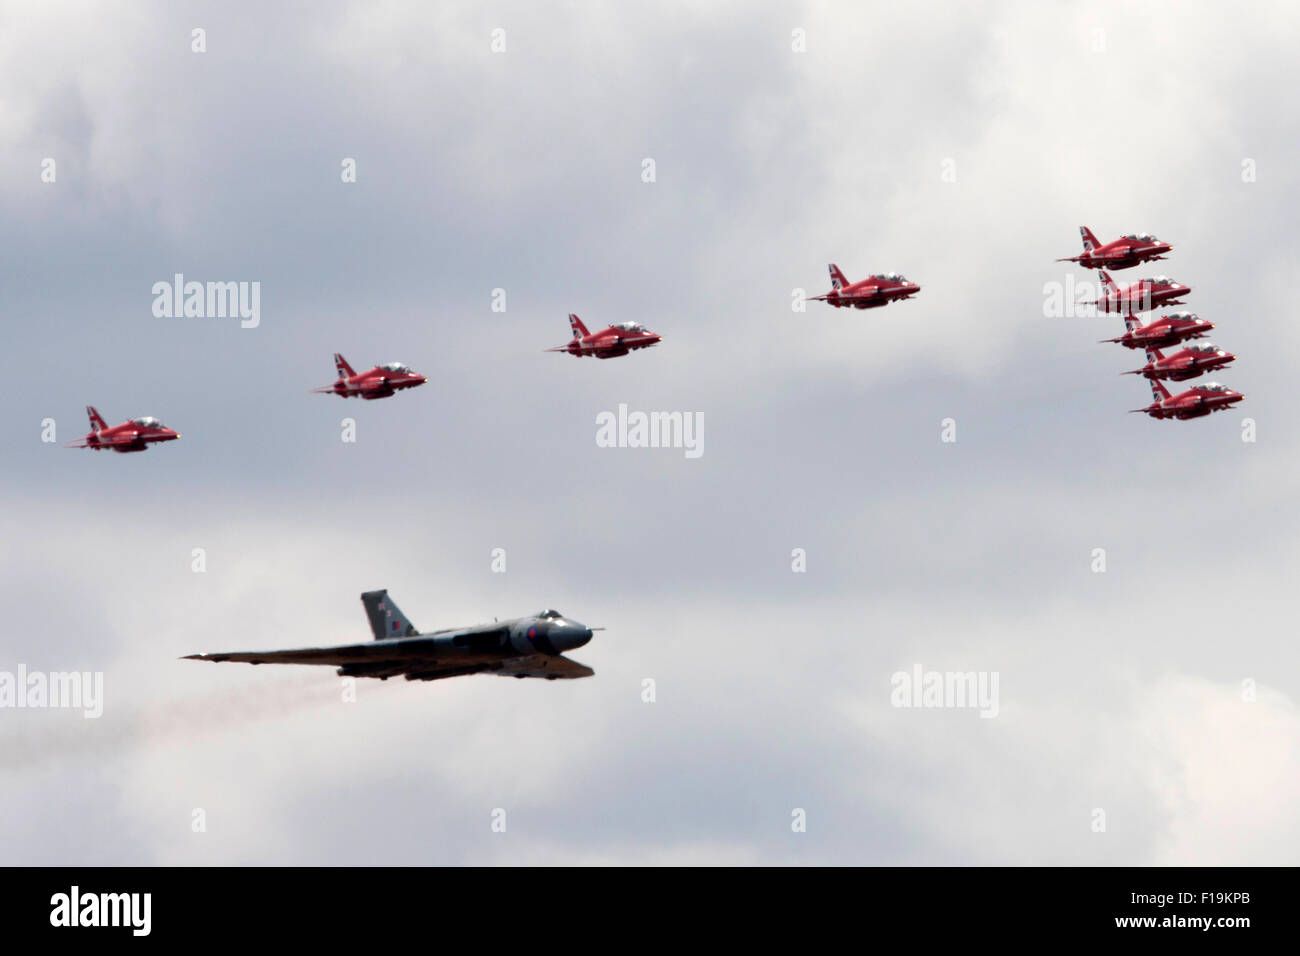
492,654,594,680
183,638,442,667
184,641,592,681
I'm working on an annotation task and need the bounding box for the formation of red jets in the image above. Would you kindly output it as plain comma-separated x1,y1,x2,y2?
1058,225,1244,421
69,316,665,453
67,232,1245,456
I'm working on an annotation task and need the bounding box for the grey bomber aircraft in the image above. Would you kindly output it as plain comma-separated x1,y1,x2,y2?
183,590,597,682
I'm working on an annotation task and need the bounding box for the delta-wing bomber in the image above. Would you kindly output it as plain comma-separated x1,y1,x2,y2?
185,590,598,683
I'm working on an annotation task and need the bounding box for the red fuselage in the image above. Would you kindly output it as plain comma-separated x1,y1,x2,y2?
1060,232,1171,271
319,365,426,400
75,418,180,453
1127,345,1235,382
1137,384,1244,420
816,274,920,309
556,326,662,359
1096,275,1190,314
1106,312,1213,350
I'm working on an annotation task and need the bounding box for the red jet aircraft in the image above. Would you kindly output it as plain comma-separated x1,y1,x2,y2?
67,406,180,453
810,265,920,309
1093,271,1190,314
1102,310,1213,350
312,354,426,400
1123,343,1235,382
546,314,661,359
1057,226,1171,271
1130,379,1244,420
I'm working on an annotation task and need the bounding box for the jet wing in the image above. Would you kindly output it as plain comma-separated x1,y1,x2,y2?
493,655,594,680
810,288,876,302
66,433,141,447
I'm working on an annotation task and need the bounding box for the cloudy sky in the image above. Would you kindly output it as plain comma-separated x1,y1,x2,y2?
2,0,1298,865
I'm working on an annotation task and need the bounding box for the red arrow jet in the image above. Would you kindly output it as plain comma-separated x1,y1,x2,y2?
67,406,180,453
1123,343,1235,382
546,314,661,359
312,354,426,400
810,265,920,309
1093,271,1190,314
1130,379,1244,420
1102,310,1213,349
1057,226,1171,271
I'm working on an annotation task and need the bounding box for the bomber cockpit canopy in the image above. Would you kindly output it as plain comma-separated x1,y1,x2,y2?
537,609,563,619
132,417,162,428
614,321,646,332
380,362,410,373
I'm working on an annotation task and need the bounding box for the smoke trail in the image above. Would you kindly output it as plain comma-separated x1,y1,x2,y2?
0,673,394,773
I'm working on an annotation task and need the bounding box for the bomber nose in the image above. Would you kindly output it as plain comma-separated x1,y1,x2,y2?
551,619,593,650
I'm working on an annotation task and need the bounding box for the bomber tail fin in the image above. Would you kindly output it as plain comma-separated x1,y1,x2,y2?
361,590,419,640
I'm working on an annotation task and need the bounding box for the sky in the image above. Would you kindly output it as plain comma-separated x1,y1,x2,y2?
1,0,1298,865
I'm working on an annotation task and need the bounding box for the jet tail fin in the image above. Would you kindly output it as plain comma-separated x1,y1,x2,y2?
1124,347,1165,376
1150,379,1171,402
1080,225,1102,252
828,264,850,290
361,590,418,640
334,353,357,379
568,314,590,339
1098,269,1119,295
86,405,108,433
